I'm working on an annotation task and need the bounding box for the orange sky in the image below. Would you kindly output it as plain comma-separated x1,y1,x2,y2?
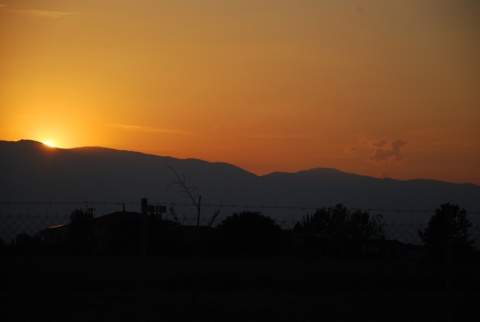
1,0,479,184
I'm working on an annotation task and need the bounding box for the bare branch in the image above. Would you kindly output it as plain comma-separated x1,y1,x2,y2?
208,206,222,227
166,164,200,209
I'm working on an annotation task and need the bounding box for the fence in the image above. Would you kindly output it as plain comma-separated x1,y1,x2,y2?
1,201,480,249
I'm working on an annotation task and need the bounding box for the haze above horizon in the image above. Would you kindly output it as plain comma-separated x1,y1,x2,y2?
1,0,479,185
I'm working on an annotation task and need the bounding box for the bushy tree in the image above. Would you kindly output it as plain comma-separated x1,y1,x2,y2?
294,204,385,258
419,203,475,261
348,210,385,240
296,204,385,240
215,211,283,257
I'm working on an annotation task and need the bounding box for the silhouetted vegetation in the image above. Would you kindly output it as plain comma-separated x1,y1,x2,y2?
14,232,40,255
3,200,480,322
296,204,385,239
147,216,185,256
3,203,479,264
293,204,385,258
0,239,5,254
419,203,476,261
214,211,283,257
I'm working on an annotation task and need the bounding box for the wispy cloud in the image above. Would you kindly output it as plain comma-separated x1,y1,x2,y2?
0,5,79,19
107,124,195,135
20,9,78,19
243,132,309,140
210,124,318,140
346,135,408,163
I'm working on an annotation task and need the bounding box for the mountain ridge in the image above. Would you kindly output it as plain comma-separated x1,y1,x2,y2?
6,139,477,186
1,140,479,216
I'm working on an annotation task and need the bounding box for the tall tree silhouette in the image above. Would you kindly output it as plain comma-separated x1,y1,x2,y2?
419,203,475,261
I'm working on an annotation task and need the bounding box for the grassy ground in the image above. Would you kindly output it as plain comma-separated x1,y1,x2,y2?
2,256,479,321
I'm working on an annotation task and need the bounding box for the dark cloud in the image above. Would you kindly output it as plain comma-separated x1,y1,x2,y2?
369,139,407,163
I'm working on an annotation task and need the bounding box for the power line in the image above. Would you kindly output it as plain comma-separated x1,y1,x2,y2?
1,201,479,215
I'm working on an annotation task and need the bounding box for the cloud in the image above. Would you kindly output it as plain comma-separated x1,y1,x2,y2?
369,139,408,163
21,9,78,19
107,124,195,135
243,132,309,140
344,134,367,154
0,5,79,18
346,135,408,163
353,134,370,145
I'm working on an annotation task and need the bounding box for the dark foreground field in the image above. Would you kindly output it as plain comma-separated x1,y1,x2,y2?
2,256,479,322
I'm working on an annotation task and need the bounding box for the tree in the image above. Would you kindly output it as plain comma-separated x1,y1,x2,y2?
418,203,475,261
167,164,221,227
296,204,385,241
294,204,385,258
215,211,283,257
348,210,385,241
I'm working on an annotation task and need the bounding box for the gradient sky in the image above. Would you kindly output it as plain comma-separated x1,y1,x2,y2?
1,0,479,184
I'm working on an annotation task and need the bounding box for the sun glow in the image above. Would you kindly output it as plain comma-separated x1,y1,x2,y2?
43,141,57,148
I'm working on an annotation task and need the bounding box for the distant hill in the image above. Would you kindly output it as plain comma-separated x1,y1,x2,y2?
1,139,479,222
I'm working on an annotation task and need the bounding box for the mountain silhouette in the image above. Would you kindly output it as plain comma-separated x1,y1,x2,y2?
1,139,479,220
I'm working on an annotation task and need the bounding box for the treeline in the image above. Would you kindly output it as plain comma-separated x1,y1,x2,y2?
1,203,478,262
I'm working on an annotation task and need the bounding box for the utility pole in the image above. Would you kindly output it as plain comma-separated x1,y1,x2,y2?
197,195,201,227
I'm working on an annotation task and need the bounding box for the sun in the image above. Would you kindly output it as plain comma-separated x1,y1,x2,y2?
43,141,57,148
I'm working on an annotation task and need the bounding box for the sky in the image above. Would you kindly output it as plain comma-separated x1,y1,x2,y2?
1,0,479,184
